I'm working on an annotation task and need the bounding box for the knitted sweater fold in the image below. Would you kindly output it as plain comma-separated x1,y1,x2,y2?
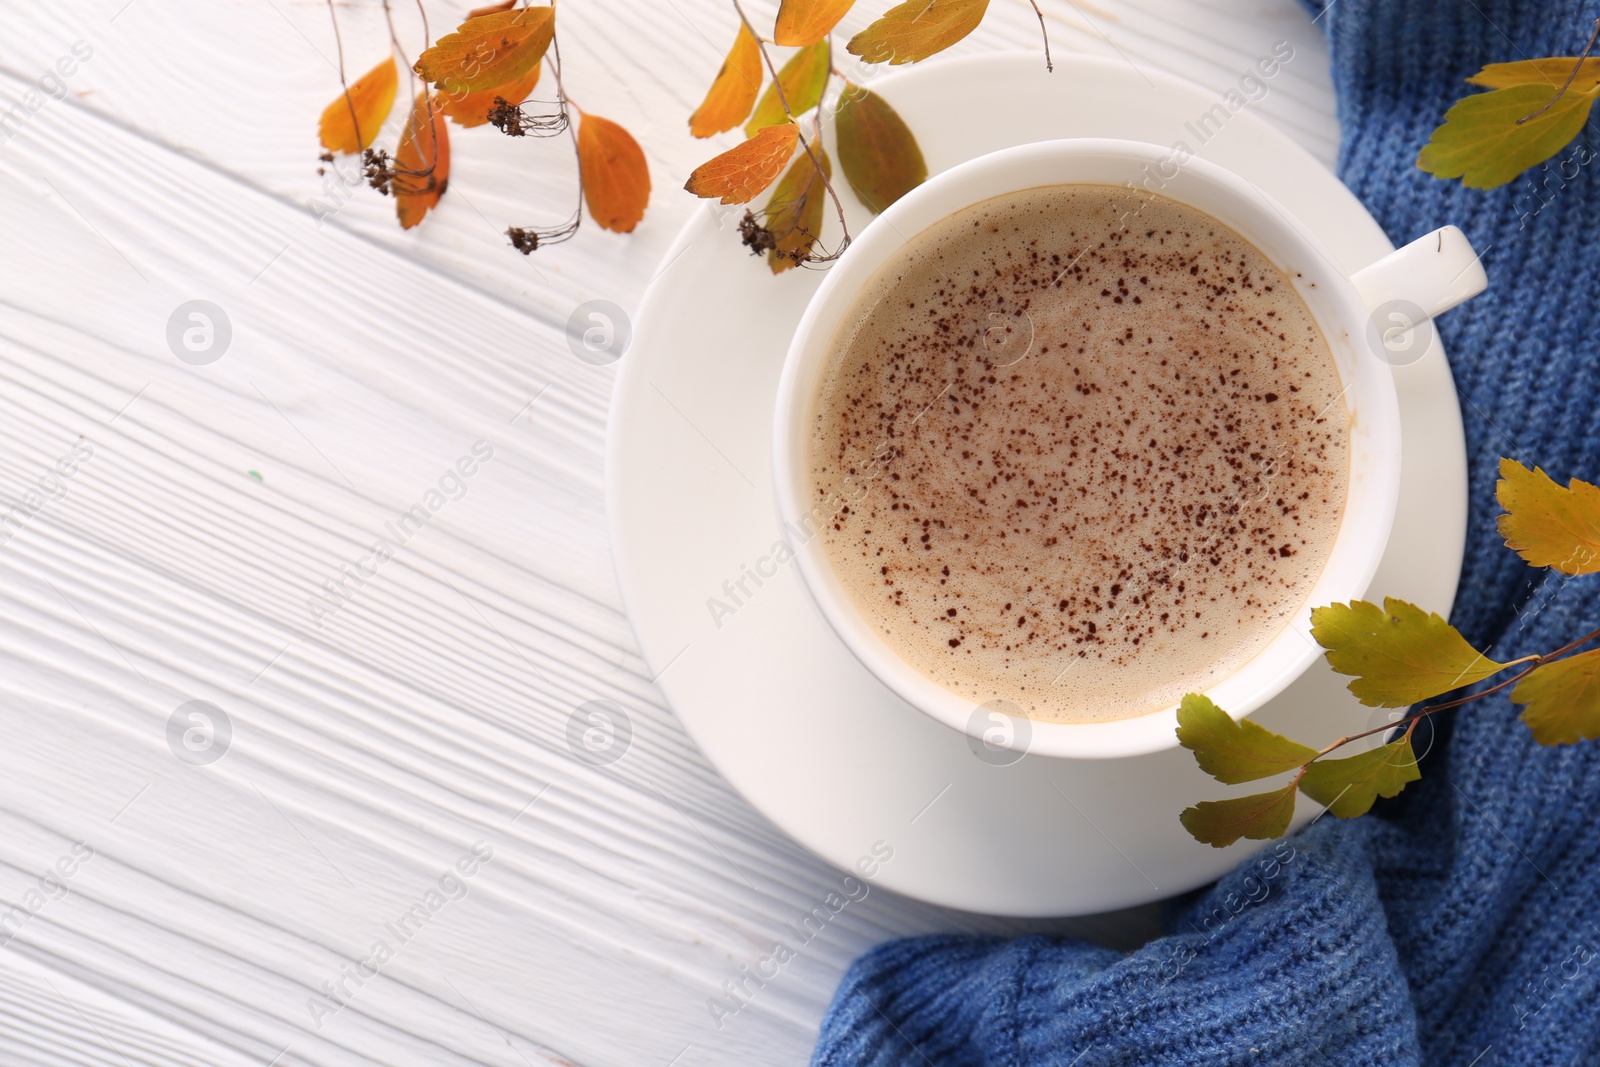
812,2,1600,1063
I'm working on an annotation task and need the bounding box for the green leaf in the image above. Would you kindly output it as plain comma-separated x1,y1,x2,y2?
1298,735,1420,818
763,144,831,274
1496,458,1600,575
1416,81,1599,189
1180,784,1298,849
847,0,989,65
834,82,927,213
1511,649,1600,745
745,40,830,137
1175,694,1318,785
1311,598,1507,708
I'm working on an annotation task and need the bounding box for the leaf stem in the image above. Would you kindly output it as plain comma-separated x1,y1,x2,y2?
1517,17,1600,125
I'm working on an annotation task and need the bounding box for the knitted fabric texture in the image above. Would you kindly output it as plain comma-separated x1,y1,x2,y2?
810,1,1600,1064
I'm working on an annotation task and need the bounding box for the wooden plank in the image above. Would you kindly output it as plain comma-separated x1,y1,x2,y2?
0,0,1333,1062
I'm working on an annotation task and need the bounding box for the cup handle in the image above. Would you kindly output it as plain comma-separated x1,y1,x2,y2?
1349,225,1488,324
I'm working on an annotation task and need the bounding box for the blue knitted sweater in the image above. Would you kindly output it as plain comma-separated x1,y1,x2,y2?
810,2,1600,1064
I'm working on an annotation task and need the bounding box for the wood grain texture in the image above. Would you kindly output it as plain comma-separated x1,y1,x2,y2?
0,0,1336,1063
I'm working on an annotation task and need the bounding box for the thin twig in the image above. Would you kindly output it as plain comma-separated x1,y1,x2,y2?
1023,0,1053,72
324,0,368,153
733,0,851,256
814,54,831,128
1293,621,1600,770
377,0,441,192
551,3,583,241
1532,620,1600,662
505,0,583,251
1517,17,1600,124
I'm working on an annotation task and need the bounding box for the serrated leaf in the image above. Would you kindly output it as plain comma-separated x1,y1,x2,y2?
834,82,926,212
1512,649,1600,745
1180,784,1297,848
414,7,555,96
578,113,650,233
1467,57,1600,91
847,0,989,65
394,92,450,230
440,60,541,127
1298,735,1420,818
684,122,798,204
1496,458,1600,575
1417,81,1599,189
1311,598,1506,708
689,23,763,138
746,40,830,136
764,144,831,273
775,0,856,46
318,56,397,154
1175,694,1318,785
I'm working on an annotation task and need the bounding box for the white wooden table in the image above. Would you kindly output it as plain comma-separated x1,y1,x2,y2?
0,1,1338,1063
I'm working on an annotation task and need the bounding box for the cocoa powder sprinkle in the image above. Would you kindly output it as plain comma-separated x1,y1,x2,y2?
808,185,1350,723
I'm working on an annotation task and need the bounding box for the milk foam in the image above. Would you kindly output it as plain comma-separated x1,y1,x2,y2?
808,185,1350,723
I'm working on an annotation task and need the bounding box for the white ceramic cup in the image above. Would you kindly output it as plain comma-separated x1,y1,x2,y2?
772,138,1487,761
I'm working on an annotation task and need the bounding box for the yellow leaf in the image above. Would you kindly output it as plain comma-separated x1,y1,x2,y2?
764,143,831,273
441,61,541,128
847,0,989,65
689,23,763,138
394,91,450,230
1512,650,1600,745
1179,784,1298,849
1175,694,1317,785
414,7,554,96
1496,458,1600,575
1298,736,1420,818
1416,81,1599,189
318,56,398,154
746,40,831,136
466,0,516,17
834,82,926,212
775,0,856,46
579,113,650,233
1310,598,1507,708
1467,57,1600,92
684,122,799,204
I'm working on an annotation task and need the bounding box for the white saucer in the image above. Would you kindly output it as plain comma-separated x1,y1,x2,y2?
606,54,1467,916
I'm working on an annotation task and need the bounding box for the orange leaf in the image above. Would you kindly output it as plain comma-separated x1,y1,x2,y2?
847,0,989,64
764,144,831,273
689,23,762,138
467,0,516,17
579,113,651,233
318,56,398,154
684,122,799,204
775,0,856,46
441,60,541,127
395,92,451,230
415,7,554,95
